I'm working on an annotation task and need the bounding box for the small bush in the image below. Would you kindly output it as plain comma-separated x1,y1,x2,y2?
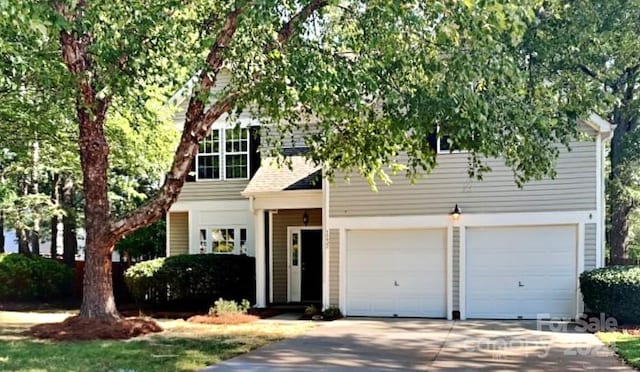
124,254,255,310
580,266,640,324
304,304,320,316
0,253,74,301
322,306,343,321
208,298,251,316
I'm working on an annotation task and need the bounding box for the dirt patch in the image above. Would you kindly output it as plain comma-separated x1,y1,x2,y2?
187,313,258,325
30,316,163,341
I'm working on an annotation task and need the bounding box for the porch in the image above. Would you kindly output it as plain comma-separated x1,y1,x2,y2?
241,155,327,308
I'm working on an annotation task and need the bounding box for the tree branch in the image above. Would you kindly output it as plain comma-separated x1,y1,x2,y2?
110,0,330,239
278,0,329,44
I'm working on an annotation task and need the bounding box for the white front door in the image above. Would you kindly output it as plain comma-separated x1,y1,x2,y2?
346,229,447,317
466,225,577,319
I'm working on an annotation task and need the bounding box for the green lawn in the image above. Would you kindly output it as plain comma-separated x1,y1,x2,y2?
0,311,313,372
598,332,640,369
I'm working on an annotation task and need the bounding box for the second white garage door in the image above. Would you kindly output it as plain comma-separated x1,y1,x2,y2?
346,229,446,317
466,225,577,319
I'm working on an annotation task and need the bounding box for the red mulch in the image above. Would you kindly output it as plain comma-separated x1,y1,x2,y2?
30,316,163,341
247,307,285,319
186,313,258,325
620,327,640,336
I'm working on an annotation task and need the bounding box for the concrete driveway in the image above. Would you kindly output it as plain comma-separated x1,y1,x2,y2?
203,318,632,371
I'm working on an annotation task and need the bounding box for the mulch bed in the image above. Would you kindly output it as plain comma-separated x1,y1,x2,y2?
30,316,163,341
186,313,259,325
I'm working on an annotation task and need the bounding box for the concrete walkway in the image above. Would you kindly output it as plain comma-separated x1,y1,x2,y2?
202,318,632,371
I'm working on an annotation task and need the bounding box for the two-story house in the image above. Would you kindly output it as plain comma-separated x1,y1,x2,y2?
166,76,611,320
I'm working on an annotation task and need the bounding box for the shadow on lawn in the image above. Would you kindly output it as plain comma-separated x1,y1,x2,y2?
0,334,263,372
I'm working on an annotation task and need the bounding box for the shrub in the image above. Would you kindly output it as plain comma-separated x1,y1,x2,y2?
304,304,320,316
208,298,251,316
0,253,74,301
580,266,640,324
124,254,255,310
322,306,343,321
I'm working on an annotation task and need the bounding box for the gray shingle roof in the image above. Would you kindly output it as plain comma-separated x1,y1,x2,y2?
242,156,322,195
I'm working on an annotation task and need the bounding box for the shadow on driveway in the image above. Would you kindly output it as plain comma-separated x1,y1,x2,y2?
202,318,632,371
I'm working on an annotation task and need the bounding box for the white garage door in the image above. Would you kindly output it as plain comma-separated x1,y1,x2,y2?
346,229,446,317
466,225,577,319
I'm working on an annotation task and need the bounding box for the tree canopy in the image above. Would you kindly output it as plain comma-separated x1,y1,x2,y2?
1,0,608,319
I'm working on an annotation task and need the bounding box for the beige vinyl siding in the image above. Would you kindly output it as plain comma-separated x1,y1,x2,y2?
330,141,597,217
584,223,597,271
271,209,323,303
329,229,340,307
452,227,460,312
168,212,189,256
261,122,319,151
177,180,247,202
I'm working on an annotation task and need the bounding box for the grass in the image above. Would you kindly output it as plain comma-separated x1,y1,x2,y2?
597,332,640,368
0,310,313,372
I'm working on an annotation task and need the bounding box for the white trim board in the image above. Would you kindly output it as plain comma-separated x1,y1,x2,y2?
251,190,322,210
327,211,598,230
446,226,454,320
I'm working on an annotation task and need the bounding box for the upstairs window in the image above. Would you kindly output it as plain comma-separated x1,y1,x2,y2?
225,128,249,179
194,127,249,180
197,129,221,179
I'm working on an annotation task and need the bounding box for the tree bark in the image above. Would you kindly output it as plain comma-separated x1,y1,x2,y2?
609,101,636,264
50,173,60,259
62,177,77,267
0,211,4,254
55,0,328,321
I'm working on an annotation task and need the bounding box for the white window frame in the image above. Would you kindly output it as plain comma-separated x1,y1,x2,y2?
195,127,250,181
436,126,469,154
223,127,250,180
196,129,221,180
198,226,249,255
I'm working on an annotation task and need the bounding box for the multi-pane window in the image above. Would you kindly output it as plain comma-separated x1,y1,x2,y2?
225,128,249,179
196,127,249,180
197,129,221,179
199,227,248,255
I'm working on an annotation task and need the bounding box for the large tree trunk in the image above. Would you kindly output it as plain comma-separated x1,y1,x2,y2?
0,211,4,254
62,177,77,267
609,102,636,265
55,0,326,322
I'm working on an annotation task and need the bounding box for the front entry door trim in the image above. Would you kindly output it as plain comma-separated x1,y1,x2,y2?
288,226,322,302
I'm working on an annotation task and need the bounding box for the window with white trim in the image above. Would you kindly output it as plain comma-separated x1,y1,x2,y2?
436,126,469,154
224,127,249,179
195,127,249,180
199,227,248,255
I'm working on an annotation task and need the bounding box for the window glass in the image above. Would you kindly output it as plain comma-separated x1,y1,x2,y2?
199,229,207,253
197,129,220,179
212,228,235,253
224,128,249,179
291,232,299,266
240,228,248,255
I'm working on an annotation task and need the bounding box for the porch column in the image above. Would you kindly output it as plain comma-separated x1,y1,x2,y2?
255,209,266,307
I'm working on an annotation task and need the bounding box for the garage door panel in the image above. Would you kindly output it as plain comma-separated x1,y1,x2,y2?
346,229,446,318
466,225,577,319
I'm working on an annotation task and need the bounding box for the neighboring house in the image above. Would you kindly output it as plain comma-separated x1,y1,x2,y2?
166,75,611,320
2,226,120,262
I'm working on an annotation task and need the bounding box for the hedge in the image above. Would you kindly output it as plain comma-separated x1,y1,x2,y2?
0,253,75,301
124,254,255,310
580,266,640,324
